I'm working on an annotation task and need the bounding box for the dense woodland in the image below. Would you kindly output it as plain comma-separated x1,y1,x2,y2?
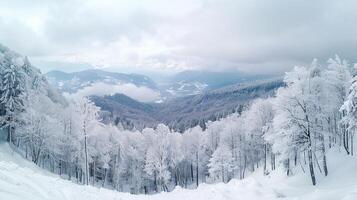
1,45,357,194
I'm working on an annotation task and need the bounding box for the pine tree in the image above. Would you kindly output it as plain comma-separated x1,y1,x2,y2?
0,63,25,143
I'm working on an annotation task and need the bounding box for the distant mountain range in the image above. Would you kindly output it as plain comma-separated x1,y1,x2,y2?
171,70,271,89
46,69,275,101
45,69,158,93
45,68,282,131
90,78,284,132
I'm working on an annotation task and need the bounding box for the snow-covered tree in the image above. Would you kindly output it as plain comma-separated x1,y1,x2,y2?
243,98,274,174
324,56,352,153
267,65,319,185
16,88,62,164
208,144,234,183
340,73,357,156
144,124,171,192
0,61,25,142
167,131,184,186
2,43,357,193
182,126,205,187
73,97,102,185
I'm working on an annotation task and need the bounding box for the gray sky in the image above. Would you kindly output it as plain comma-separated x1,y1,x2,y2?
1,0,357,74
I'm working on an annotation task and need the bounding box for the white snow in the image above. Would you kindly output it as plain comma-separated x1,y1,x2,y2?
58,81,64,87
0,142,356,200
14,57,24,67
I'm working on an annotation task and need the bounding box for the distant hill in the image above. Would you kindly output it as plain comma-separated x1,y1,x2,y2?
90,93,158,130
172,70,267,88
45,69,158,94
46,69,279,102
160,70,275,98
91,78,284,132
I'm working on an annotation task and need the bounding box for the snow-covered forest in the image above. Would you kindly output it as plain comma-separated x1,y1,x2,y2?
1,44,356,195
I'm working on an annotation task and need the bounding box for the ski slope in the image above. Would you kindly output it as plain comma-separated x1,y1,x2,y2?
0,142,356,200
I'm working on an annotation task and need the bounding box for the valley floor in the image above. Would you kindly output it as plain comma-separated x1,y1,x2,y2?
0,142,356,200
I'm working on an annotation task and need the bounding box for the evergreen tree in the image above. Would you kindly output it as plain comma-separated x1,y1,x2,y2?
0,62,25,143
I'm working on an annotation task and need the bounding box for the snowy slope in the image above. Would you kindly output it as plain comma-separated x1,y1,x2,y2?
0,142,356,200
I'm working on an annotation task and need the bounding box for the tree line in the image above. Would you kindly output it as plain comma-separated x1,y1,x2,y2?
1,49,356,193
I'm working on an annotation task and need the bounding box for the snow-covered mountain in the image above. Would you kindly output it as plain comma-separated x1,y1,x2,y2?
46,69,276,101
91,78,284,131
45,70,162,102
160,70,275,98
157,78,283,131
163,81,209,97
46,69,158,93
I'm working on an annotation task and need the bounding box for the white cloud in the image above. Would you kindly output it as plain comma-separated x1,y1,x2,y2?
65,82,161,102
1,0,357,74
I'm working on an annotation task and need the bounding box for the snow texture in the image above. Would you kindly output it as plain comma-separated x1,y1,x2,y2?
0,142,356,200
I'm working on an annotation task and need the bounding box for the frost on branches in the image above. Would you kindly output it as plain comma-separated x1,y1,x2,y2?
0,45,356,194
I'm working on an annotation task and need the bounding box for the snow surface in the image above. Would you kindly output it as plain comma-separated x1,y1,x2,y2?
14,57,24,67
0,142,356,200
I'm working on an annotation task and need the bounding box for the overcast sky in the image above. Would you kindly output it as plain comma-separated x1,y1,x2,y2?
1,0,357,75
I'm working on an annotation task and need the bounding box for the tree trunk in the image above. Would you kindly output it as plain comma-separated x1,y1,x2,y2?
190,163,194,182
75,165,79,182
185,166,188,188
174,169,178,186
115,147,121,191
84,133,89,185
239,151,243,179
7,126,11,143
251,154,255,172
321,136,328,176
343,129,350,155
271,153,275,170
59,161,62,175
243,154,247,178
286,158,290,176
196,152,199,187
93,161,96,185
68,163,72,180
102,168,107,187
308,149,316,185
154,171,158,192
264,144,267,174
351,133,354,156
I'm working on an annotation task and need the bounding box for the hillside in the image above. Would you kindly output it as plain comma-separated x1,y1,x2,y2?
159,70,272,98
0,44,66,106
1,142,356,200
156,78,284,131
90,94,158,130
171,70,274,89
91,79,284,131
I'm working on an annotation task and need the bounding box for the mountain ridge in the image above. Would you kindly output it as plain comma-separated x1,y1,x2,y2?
90,78,284,131
45,69,158,94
